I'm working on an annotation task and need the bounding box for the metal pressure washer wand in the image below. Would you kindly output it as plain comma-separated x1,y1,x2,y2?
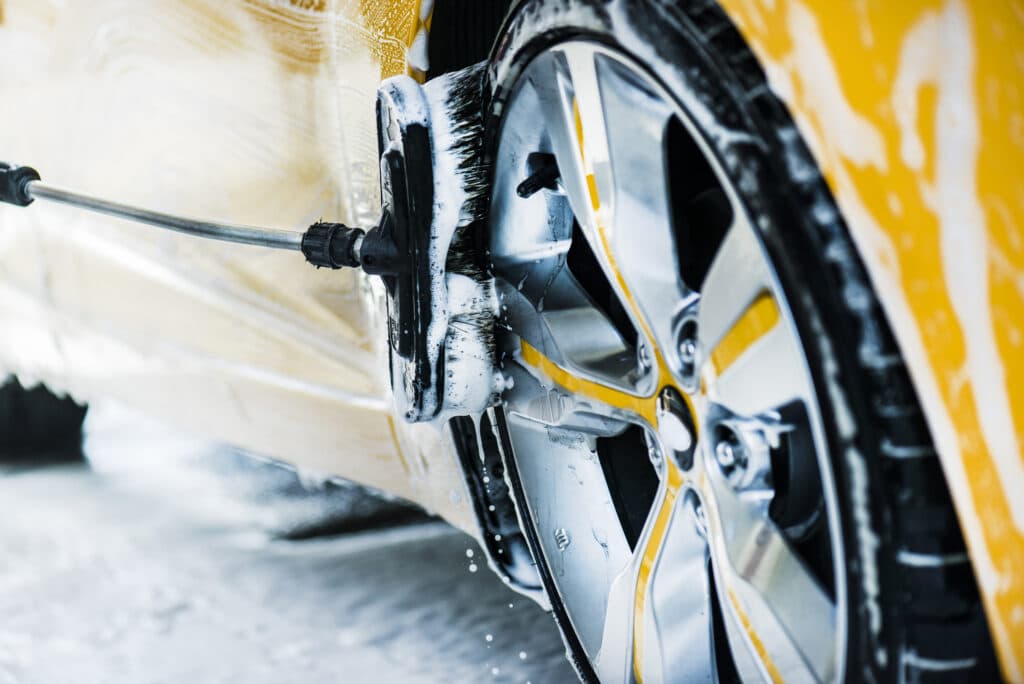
29,180,306,251
0,161,374,272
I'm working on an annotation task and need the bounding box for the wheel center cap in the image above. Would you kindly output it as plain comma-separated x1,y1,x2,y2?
656,386,698,470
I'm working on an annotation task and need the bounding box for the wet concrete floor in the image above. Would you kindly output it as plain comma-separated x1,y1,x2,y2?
0,404,577,684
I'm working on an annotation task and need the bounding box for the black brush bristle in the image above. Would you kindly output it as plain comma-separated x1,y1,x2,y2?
438,61,490,227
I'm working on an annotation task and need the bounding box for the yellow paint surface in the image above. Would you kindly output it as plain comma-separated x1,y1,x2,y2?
632,465,683,683
358,0,420,78
519,339,660,425
708,291,781,378
716,0,1024,677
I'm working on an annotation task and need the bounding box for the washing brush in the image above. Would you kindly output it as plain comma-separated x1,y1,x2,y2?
0,62,498,423
0,63,488,276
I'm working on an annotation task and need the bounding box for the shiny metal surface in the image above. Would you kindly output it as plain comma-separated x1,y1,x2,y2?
490,41,845,682
28,181,305,252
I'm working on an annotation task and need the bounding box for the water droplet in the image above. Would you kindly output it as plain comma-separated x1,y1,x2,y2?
488,504,496,512
485,633,494,642
494,534,502,541
466,549,475,558
519,651,528,660
468,563,478,573
491,667,500,676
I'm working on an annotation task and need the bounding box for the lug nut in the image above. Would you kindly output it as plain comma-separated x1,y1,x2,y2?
711,422,773,491
674,316,700,392
678,338,697,365
715,440,738,469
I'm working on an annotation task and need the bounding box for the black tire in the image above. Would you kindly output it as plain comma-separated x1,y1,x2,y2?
0,377,88,460
483,1,999,681
425,0,514,78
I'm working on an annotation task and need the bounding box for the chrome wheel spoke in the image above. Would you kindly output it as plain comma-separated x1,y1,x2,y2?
698,212,775,353
590,51,693,358
709,317,813,418
707,479,837,682
502,407,636,662
698,216,813,417
530,45,688,359
527,49,609,245
631,490,716,684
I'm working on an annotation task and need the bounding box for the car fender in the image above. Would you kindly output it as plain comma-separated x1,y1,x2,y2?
716,0,1024,677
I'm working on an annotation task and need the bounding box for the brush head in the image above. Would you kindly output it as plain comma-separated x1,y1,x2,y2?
422,62,490,229
375,61,500,423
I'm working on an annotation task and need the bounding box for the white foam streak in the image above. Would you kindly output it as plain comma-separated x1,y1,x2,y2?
893,0,1024,533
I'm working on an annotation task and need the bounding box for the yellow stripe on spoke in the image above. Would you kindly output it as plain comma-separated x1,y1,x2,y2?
516,345,700,684
572,94,704,683
631,465,684,683
519,339,660,425
570,95,682,406
708,291,781,378
573,98,602,212
727,589,785,684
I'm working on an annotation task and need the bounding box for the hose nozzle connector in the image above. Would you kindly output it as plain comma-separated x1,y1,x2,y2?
0,163,40,207
300,221,365,269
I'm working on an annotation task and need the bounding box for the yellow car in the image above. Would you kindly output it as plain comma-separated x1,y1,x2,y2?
0,1,1020,682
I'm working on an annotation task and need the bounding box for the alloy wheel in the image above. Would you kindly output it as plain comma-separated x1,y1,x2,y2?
488,41,846,683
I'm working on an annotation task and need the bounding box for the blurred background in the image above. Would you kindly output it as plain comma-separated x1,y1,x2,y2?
0,400,576,684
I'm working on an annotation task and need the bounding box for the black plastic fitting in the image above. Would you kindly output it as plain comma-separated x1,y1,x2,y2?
301,221,364,269
0,162,40,207
357,209,406,276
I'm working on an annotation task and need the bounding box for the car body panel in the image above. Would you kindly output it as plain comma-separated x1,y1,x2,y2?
716,0,1024,677
0,0,476,531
